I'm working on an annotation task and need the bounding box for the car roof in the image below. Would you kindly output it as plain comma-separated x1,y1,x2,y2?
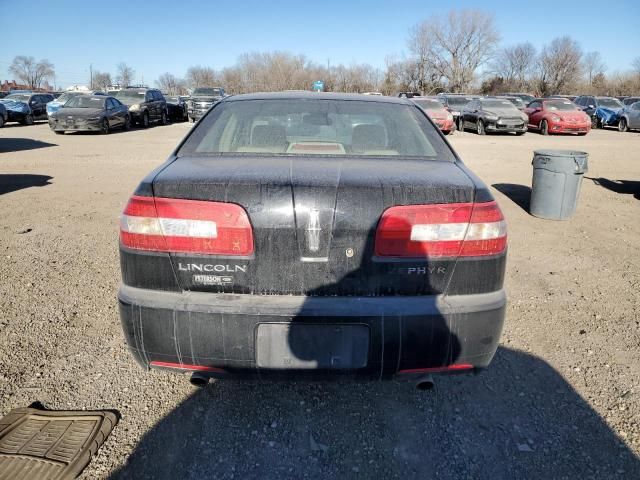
223,91,411,105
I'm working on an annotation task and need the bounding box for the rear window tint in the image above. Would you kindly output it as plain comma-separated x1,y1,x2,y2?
178,99,455,160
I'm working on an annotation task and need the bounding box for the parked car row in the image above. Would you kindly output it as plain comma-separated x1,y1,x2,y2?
403,91,640,136
0,85,228,132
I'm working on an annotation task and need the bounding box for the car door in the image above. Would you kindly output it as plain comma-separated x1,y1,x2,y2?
144,91,155,121
462,100,477,128
113,98,127,125
105,98,121,127
630,102,640,128
30,95,43,119
525,101,542,129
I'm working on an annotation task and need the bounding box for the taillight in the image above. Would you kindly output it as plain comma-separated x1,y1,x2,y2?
375,201,506,258
120,195,253,256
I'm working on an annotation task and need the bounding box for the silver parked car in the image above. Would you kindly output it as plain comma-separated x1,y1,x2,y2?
618,102,640,132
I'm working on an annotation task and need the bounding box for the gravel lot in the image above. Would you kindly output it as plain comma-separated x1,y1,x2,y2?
1,121,638,479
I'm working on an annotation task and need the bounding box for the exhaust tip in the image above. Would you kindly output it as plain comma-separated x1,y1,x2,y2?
415,374,435,391
190,372,210,388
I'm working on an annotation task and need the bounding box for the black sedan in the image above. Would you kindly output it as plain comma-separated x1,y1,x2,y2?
49,95,131,134
118,92,507,387
460,97,528,135
165,95,189,122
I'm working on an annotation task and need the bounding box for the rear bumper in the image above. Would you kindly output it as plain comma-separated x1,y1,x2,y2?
118,285,506,380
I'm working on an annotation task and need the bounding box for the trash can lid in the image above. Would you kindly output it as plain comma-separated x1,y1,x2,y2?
532,150,588,174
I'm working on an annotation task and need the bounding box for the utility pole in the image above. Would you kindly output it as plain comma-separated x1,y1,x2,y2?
89,63,93,89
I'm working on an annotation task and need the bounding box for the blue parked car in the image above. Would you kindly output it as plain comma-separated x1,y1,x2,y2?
47,90,105,117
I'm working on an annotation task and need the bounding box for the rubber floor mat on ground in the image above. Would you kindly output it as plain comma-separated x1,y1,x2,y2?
0,406,118,480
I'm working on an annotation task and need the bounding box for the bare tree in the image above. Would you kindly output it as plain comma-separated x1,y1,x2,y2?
490,42,536,90
409,9,499,92
632,57,640,76
116,62,135,87
92,71,112,92
185,66,218,89
537,37,583,95
583,51,606,85
9,56,55,89
156,73,186,94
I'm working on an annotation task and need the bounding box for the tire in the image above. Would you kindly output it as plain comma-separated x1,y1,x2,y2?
124,115,131,131
591,116,599,129
515,131,525,136
160,110,168,125
540,120,549,136
142,111,150,128
618,118,628,133
578,132,587,136
100,118,110,135
22,114,34,126
443,130,451,136
476,119,485,135
189,117,196,123
0,115,4,128
457,118,464,132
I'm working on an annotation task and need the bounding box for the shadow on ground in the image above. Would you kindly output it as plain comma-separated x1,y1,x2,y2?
0,174,52,195
492,183,531,213
109,348,638,480
0,138,57,153
586,177,640,200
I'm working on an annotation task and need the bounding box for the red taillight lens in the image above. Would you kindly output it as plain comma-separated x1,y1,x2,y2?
375,201,506,258
120,195,254,256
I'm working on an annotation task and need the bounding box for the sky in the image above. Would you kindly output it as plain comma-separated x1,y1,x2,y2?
1,0,639,89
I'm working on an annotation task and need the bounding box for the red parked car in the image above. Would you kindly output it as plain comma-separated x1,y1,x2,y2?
524,98,591,135
411,98,456,135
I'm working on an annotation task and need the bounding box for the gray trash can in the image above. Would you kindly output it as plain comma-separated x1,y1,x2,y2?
530,150,588,220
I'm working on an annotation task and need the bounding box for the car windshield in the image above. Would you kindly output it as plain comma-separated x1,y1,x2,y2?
193,88,223,96
412,99,446,111
115,90,147,103
5,94,30,102
545,101,578,111
503,98,524,108
179,98,454,159
64,96,105,108
446,97,474,107
57,92,83,103
481,99,519,110
598,98,623,109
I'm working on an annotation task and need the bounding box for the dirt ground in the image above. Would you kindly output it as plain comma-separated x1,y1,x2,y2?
0,121,638,480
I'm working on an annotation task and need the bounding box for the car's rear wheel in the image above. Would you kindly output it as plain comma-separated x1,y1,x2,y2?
124,115,131,131
591,116,599,129
142,111,150,128
457,118,464,132
540,120,549,136
618,118,629,132
101,118,110,135
476,119,485,135
0,115,4,128
22,114,34,126
161,110,168,125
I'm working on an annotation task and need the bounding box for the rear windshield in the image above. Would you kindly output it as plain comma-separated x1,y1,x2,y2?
115,90,146,102
178,99,454,159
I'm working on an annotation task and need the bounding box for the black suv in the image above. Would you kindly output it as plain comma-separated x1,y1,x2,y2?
574,95,624,128
189,87,225,122
114,88,167,127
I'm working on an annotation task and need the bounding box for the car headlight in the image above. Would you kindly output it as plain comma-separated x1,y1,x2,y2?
129,104,140,111
485,115,498,121
451,111,460,116
550,115,561,122
521,114,529,121
88,116,101,121
446,113,453,121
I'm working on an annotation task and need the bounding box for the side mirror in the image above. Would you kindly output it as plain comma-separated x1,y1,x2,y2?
588,105,595,109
